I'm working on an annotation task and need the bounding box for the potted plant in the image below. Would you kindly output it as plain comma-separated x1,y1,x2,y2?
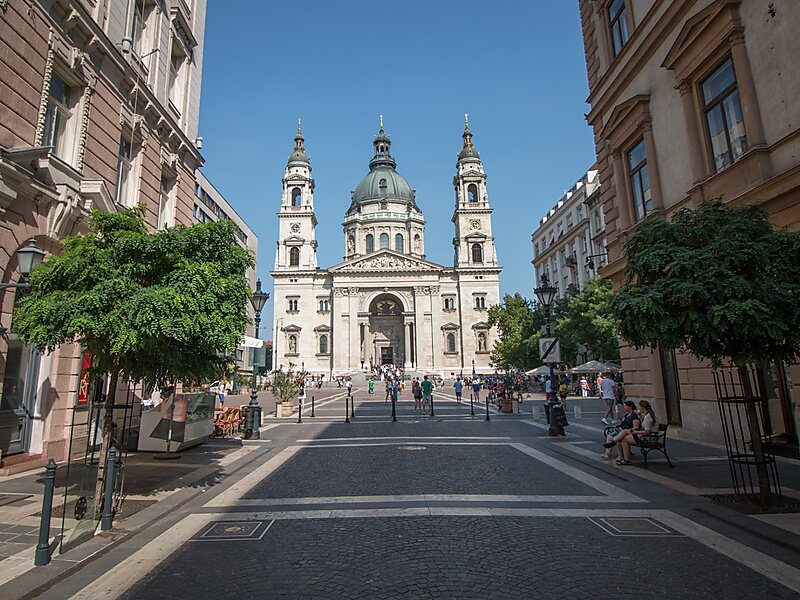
272,365,303,418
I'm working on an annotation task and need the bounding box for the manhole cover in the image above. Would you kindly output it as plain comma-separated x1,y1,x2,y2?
400,445,426,451
588,517,680,537
197,520,273,541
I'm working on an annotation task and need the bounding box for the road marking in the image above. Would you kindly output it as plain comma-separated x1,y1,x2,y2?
297,436,513,442
224,493,632,506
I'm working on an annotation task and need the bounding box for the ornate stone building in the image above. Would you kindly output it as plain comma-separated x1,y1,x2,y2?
0,0,207,470
271,118,501,376
579,0,800,447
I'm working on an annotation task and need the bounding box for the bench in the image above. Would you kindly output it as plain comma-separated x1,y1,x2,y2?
602,423,674,468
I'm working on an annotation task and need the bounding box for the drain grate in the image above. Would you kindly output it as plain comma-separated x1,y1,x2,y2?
399,445,427,451
588,517,681,537
194,519,274,541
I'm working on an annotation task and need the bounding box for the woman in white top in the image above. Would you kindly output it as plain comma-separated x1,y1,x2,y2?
615,400,657,465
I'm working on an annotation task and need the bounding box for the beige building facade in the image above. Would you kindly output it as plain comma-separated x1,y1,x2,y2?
532,167,605,298
0,0,207,471
580,0,800,447
271,120,501,376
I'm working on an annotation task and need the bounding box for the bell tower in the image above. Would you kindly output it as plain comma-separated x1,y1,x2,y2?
452,115,498,268
275,120,318,271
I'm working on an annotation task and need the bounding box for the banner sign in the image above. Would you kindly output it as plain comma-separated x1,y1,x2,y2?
76,351,93,406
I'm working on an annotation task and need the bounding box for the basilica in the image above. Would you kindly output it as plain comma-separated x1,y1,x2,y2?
270,117,502,376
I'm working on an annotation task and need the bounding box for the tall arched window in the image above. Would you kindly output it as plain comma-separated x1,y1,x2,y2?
291,188,302,207
319,335,328,354
380,233,389,249
365,234,374,253
447,333,456,353
467,184,478,203
471,243,483,263
395,234,404,252
289,247,300,266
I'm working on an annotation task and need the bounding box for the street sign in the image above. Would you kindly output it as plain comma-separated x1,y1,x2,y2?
539,337,561,364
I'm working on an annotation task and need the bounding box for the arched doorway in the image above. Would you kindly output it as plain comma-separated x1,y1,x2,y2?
368,294,405,366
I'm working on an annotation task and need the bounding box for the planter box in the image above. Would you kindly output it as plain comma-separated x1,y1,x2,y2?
276,401,294,418
500,399,514,413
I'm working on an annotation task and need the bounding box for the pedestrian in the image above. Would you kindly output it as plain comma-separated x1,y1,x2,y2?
580,376,589,398
369,379,375,396
600,372,617,425
217,378,228,406
392,377,399,405
454,377,463,402
472,377,481,402
384,378,392,402
613,376,625,421
412,377,422,411
346,377,352,398
421,375,434,413
545,376,552,402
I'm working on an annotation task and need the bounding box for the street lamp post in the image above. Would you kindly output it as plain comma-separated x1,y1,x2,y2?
0,240,46,334
534,274,561,436
245,279,269,440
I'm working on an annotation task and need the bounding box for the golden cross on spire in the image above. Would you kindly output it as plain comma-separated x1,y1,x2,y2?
297,117,302,133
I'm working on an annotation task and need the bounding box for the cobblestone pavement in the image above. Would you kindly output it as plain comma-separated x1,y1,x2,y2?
26,387,800,599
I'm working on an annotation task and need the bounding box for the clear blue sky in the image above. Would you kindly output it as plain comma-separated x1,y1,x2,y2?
198,0,596,332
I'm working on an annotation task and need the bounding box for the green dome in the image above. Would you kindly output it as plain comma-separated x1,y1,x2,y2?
353,167,415,204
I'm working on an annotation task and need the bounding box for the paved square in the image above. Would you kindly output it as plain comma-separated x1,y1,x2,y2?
243,444,599,499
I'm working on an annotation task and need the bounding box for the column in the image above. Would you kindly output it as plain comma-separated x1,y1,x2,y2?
677,80,707,184
403,320,413,369
729,31,766,148
611,150,632,230
642,124,664,211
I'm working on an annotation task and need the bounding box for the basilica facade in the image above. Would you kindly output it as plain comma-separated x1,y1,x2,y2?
270,118,502,376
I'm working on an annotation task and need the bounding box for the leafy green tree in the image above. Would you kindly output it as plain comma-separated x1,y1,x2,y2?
13,207,253,510
612,200,800,504
487,293,545,370
553,278,620,366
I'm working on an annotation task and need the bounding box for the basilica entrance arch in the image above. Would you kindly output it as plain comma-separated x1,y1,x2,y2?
368,294,405,367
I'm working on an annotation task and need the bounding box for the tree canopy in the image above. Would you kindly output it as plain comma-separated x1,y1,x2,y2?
487,293,544,370
612,200,800,367
553,277,620,364
14,206,254,388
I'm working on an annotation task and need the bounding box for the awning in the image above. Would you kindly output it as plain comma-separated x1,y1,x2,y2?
239,335,265,348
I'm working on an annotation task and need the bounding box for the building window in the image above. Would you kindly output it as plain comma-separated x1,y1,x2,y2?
287,299,298,312
467,183,478,202
477,332,487,352
627,139,652,221
608,0,629,57
168,41,187,113
533,242,539,257
474,296,486,310
114,136,136,206
446,333,456,353
43,74,78,164
291,187,302,206
319,335,328,355
318,299,330,312
131,1,154,69
289,247,300,267
471,243,483,263
366,234,374,253
702,57,748,172
443,297,455,310
395,234,404,252
380,233,389,249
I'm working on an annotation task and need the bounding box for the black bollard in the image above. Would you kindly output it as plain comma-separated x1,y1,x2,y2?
351,395,355,418
34,459,57,566
430,393,435,417
297,399,303,423
391,393,397,422
101,446,117,531
470,393,475,416
345,396,350,423
311,396,315,417
485,396,491,421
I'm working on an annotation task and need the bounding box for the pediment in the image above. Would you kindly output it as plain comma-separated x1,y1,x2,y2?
662,1,738,74
441,322,460,330
284,235,305,244
282,324,302,332
329,250,443,273
600,94,651,141
464,231,488,241
462,170,484,179
472,321,489,329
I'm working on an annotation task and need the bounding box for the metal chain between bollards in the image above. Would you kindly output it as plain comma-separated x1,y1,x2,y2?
34,459,57,566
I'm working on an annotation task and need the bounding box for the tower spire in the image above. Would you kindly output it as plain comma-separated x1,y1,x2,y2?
288,118,309,165
370,115,396,170
458,113,479,162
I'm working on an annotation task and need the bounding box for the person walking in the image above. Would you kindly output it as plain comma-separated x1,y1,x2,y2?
580,376,589,398
472,377,481,402
368,379,375,396
391,377,399,405
412,377,422,411
600,372,617,425
454,377,463,402
385,378,392,402
346,377,353,398
421,375,434,413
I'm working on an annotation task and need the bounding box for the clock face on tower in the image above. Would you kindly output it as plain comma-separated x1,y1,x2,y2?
470,220,481,230
290,223,300,234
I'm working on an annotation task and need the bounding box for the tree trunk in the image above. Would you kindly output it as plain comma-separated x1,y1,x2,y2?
94,359,121,517
738,366,772,508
